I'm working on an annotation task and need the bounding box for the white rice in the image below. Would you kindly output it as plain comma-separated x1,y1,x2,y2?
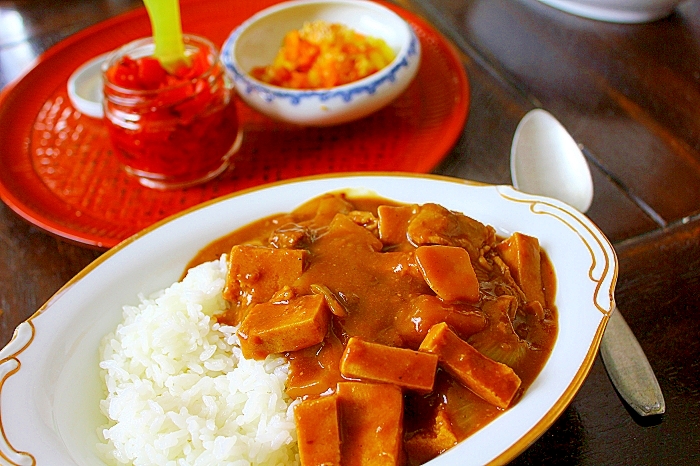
97,255,300,466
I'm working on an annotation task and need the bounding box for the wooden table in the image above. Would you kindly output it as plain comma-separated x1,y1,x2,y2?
1,0,698,463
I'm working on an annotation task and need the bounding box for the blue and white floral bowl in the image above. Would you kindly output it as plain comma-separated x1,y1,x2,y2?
221,0,421,126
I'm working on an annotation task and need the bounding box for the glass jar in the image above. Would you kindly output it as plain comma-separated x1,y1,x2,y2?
103,35,241,189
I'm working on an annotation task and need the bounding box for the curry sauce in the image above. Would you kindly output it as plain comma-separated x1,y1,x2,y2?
187,192,558,465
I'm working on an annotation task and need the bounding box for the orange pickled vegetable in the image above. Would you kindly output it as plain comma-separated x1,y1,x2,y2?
250,21,396,89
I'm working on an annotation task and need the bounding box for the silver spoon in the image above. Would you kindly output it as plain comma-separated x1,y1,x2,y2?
510,108,665,416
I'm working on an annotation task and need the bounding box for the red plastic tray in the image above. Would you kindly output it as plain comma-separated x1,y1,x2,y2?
0,0,469,248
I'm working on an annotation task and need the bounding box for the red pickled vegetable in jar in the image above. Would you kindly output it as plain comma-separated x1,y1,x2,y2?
103,35,241,189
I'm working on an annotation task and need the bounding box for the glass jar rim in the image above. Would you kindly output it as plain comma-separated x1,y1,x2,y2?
102,34,222,95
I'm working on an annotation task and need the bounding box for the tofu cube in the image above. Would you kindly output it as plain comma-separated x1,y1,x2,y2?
295,395,341,466
495,232,546,305
419,323,522,409
415,245,479,302
340,337,438,393
404,409,458,465
237,294,329,359
378,204,415,245
337,382,404,466
223,245,306,312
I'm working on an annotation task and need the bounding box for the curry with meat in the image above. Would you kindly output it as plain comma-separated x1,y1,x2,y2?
187,192,558,465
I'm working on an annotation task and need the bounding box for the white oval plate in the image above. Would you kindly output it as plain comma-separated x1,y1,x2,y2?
0,173,616,466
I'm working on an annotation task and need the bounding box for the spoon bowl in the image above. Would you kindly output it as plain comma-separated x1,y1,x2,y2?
511,108,593,213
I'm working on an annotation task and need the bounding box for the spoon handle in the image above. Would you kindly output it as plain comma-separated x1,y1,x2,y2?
143,0,188,71
599,307,665,416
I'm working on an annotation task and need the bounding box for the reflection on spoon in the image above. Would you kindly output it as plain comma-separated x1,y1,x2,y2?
510,108,665,416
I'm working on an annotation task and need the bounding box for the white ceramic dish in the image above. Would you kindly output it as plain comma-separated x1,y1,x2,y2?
67,53,110,119
221,0,421,126
0,174,616,465
536,0,684,23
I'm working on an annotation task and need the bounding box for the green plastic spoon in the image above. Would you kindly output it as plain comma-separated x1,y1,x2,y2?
143,0,190,72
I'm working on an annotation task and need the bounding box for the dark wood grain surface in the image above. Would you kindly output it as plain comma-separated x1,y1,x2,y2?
1,0,699,464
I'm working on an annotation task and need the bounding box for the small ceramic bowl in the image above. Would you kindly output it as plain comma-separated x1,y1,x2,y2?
536,0,684,23
67,52,111,119
221,0,421,126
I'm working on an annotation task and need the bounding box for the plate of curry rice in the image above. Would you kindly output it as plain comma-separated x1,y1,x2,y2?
0,173,616,465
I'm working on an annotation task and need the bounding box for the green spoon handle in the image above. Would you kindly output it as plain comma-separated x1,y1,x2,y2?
143,0,188,71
